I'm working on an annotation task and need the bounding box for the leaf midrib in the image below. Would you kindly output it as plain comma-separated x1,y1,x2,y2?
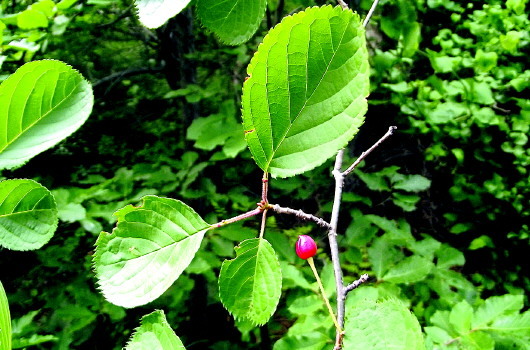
0,73,83,154
264,14,351,171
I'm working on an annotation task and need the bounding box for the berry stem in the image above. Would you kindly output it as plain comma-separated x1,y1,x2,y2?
307,257,342,333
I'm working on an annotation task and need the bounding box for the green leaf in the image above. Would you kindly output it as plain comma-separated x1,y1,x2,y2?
219,238,282,326
489,312,530,334
449,300,473,334
134,0,191,28
367,236,403,279
196,0,267,45
125,310,186,350
392,174,431,192
0,60,94,170
273,332,329,350
461,331,494,350
0,281,11,350
344,299,425,350
436,245,465,269
242,6,369,178
0,179,58,251
382,255,434,284
424,326,452,344
472,294,524,329
94,195,210,308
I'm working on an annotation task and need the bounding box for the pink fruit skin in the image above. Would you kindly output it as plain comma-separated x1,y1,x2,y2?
296,235,317,260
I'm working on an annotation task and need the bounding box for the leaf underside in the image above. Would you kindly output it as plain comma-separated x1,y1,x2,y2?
134,0,192,28
94,195,210,308
196,0,267,45
242,5,369,178
219,238,282,326
0,60,94,170
125,310,186,350
0,179,58,251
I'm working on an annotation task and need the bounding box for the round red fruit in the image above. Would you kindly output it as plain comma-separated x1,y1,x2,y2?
296,235,317,260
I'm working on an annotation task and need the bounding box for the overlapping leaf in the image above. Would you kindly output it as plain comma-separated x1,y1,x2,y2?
196,0,267,45
219,238,281,325
344,299,425,350
0,179,58,251
126,310,186,350
94,196,210,308
134,0,191,28
242,5,369,177
0,60,93,170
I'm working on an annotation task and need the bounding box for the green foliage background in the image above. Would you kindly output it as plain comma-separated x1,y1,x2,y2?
0,0,528,349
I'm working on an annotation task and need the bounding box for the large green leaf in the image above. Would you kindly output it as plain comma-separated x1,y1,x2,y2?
0,179,58,251
472,294,524,329
242,5,369,178
94,195,210,308
0,281,11,350
134,0,191,28
219,238,282,326
343,299,425,350
196,0,267,45
382,255,434,284
0,60,93,170
125,310,185,350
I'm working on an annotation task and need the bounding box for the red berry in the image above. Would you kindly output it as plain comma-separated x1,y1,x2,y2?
296,235,317,260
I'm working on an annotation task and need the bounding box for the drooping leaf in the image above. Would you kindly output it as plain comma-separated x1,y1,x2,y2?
343,299,425,350
242,5,369,178
0,179,58,251
0,60,93,170
196,0,267,45
489,311,530,334
134,0,191,29
125,310,186,350
382,255,434,284
94,195,210,308
0,281,11,350
219,238,282,326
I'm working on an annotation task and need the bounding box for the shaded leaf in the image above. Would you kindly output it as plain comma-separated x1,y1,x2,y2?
0,179,58,251
219,238,281,326
196,0,267,45
382,255,434,284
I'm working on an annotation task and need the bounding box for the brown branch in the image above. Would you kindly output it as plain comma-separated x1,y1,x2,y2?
269,204,332,230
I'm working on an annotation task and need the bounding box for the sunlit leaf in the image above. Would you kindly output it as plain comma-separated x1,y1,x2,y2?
344,299,425,350
0,60,93,170
0,179,58,251
219,238,281,326
94,196,210,308
125,310,186,350
242,5,369,177
134,0,191,28
0,281,11,350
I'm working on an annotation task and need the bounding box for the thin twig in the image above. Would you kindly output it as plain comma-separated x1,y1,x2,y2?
269,204,332,230
337,0,349,10
342,126,397,176
212,208,263,228
259,209,268,239
344,274,369,294
362,0,380,27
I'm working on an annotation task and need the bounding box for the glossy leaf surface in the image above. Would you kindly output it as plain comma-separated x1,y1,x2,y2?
126,310,185,350
242,5,369,177
134,0,191,28
0,179,58,251
196,0,267,45
344,299,425,350
219,238,281,325
0,60,93,170
94,196,210,308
